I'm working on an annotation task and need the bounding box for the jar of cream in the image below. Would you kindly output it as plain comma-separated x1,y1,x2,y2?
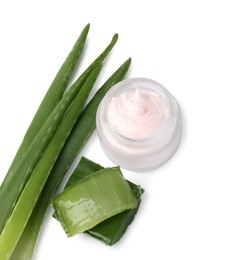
96,78,182,171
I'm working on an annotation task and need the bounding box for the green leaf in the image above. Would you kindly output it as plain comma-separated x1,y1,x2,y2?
53,166,138,236
10,58,131,260
64,157,144,245
0,64,102,260
0,24,90,235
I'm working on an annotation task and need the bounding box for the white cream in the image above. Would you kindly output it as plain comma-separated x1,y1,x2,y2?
96,78,182,171
107,88,170,140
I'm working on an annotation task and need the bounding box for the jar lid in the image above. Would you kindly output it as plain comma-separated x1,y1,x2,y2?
96,78,182,171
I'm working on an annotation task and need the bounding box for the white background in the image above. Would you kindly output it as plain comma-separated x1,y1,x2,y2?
0,1,232,259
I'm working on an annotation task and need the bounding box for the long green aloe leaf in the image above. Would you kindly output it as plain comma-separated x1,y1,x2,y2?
0,64,102,260
11,58,131,260
1,23,90,189
14,23,90,157
0,33,118,235
0,68,83,235
65,157,144,245
52,166,138,236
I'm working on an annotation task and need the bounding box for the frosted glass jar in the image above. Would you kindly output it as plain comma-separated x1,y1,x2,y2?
96,78,182,171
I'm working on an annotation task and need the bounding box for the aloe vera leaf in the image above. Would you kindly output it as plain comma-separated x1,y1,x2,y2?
0,33,118,236
64,156,144,245
52,166,138,236
10,58,131,260
16,24,90,155
1,24,90,190
0,66,83,235
0,64,102,260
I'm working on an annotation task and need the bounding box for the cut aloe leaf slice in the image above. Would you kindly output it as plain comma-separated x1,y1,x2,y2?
59,157,144,245
52,166,138,236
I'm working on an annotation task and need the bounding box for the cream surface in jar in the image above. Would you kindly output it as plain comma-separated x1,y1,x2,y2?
96,78,182,171
107,87,170,140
